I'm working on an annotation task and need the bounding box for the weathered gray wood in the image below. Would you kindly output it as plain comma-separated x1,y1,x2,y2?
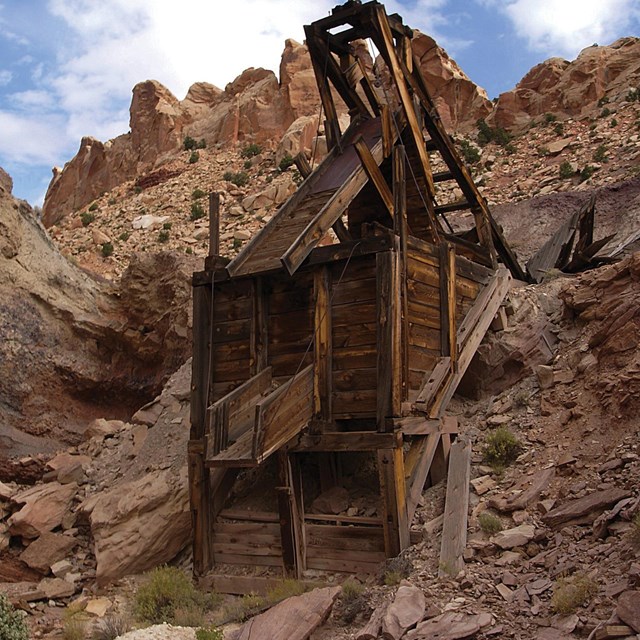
439,437,471,577
542,488,631,527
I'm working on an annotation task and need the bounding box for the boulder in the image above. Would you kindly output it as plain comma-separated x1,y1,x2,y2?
38,577,76,599
8,482,77,538
381,582,426,640
311,486,350,514
90,467,191,585
492,524,536,549
617,590,640,632
19,532,77,573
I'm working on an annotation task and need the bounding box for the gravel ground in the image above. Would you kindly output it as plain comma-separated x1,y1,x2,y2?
116,624,196,640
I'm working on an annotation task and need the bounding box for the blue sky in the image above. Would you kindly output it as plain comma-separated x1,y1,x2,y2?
1,0,639,206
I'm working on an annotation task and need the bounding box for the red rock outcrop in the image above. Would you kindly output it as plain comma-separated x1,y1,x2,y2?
490,37,640,132
412,32,493,132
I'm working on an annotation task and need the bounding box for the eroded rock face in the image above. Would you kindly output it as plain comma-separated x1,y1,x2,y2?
491,37,640,131
412,32,493,132
89,467,190,585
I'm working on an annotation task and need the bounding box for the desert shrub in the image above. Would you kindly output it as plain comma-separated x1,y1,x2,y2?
119,231,130,241
134,566,213,625
478,512,503,535
0,595,29,640
597,96,609,107
63,606,89,640
627,87,640,102
593,144,607,162
476,118,513,147
92,615,131,640
553,122,564,136
341,579,365,603
186,247,193,254
459,139,480,164
224,594,265,623
158,230,170,243
196,628,223,640
244,160,252,169
381,555,412,586
559,161,574,179
191,188,207,200
189,151,200,164
538,146,550,156
88,202,99,212
551,574,598,614
108,197,117,205
223,171,249,187
163,222,172,230
241,143,262,158
183,135,197,150
265,579,306,603
483,427,523,470
543,112,557,123
579,164,596,183
278,154,295,172
610,118,618,127
81,211,95,226
599,107,611,118
101,242,114,257
190,202,205,221
197,138,206,149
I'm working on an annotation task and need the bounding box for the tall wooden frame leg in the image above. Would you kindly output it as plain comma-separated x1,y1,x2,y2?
277,452,306,577
378,440,409,557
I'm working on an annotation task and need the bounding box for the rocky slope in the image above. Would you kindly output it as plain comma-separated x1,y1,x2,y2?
0,175,195,465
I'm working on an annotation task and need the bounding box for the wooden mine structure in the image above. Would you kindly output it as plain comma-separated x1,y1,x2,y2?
189,0,522,582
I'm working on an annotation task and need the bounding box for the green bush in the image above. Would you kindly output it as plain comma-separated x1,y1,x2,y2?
341,579,365,603
190,202,205,221
158,230,170,243
579,165,596,183
241,143,262,158
189,151,200,164
0,595,29,640
551,574,598,614
119,231,130,241
196,628,223,640
163,222,172,230
476,118,512,147
192,188,207,200
483,427,523,470
223,171,249,187
543,112,557,123
554,122,564,136
459,139,480,164
88,202,99,212
101,242,114,257
134,566,213,625
183,136,197,151
81,211,95,226
278,154,295,172
627,87,640,102
599,107,611,118
478,512,503,535
597,96,609,107
559,161,574,179
593,144,607,162
610,118,618,127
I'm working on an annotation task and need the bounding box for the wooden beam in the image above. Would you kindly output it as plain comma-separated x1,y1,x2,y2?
312,266,332,432
188,439,211,575
381,105,393,158
250,277,268,375
376,248,402,431
353,135,394,217
405,433,440,521
294,152,312,179
393,146,409,403
439,242,457,364
429,432,451,485
208,192,220,257
357,55,382,117
277,452,305,577
378,447,409,557
293,431,398,452
439,437,471,577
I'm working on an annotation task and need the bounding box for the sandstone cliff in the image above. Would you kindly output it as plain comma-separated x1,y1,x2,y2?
490,37,640,131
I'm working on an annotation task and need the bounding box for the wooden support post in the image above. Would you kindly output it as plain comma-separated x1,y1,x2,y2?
439,242,457,365
376,249,402,432
277,452,305,577
250,277,268,375
393,146,409,402
357,55,381,117
312,266,332,433
190,284,214,575
381,105,393,159
294,152,312,179
208,192,220,257
439,436,471,577
378,442,409,557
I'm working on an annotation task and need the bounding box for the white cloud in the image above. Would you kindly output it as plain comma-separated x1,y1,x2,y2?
0,111,69,165
0,69,11,85
487,0,640,57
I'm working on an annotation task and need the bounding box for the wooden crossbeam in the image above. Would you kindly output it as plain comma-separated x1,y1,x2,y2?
354,135,394,217
405,433,440,521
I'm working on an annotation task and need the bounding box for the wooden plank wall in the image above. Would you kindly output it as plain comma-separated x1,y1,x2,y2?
209,279,253,401
267,272,314,380
406,239,489,395
212,519,283,568
330,255,378,419
305,523,386,574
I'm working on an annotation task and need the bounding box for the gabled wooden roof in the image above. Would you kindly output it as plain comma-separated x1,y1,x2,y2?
226,0,526,281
